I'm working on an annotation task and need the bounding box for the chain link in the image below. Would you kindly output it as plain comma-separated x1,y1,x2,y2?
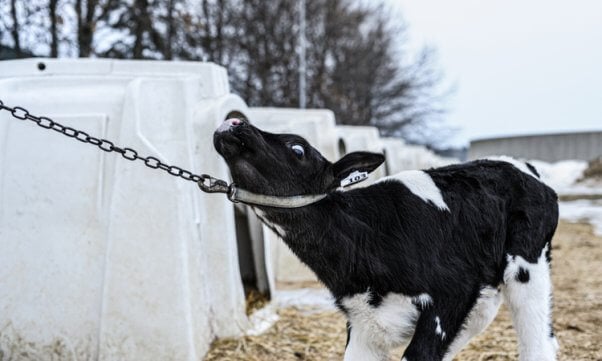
0,100,228,193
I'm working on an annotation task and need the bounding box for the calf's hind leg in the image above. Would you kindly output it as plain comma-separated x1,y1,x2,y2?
503,245,558,361
442,287,503,361
401,298,476,361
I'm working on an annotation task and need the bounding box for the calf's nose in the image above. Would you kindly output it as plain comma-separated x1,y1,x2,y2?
217,118,243,133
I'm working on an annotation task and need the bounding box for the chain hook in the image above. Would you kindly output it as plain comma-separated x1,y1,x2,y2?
197,174,231,194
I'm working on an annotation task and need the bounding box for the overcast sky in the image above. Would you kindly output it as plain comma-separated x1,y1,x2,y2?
392,0,602,147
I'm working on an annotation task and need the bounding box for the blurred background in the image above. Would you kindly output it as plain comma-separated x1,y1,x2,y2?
2,0,451,153
1,0,601,154
0,0,600,360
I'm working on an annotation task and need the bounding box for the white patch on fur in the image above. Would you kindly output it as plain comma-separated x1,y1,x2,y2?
486,156,541,181
415,293,433,308
443,286,503,361
344,329,387,361
343,292,428,361
379,170,450,211
434,316,446,340
252,207,286,238
502,245,557,361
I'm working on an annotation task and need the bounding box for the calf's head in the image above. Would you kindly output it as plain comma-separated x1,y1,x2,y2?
214,118,385,197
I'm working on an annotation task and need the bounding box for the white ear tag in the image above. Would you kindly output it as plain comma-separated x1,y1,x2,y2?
340,170,369,187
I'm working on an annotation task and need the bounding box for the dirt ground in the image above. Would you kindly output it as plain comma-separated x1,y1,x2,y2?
205,221,602,361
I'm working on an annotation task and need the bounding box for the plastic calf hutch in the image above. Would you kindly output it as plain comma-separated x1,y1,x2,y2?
380,137,410,175
381,138,458,173
336,125,387,182
401,144,458,170
0,59,252,360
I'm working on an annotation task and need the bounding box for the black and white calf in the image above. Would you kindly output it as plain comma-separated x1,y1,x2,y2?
214,118,559,361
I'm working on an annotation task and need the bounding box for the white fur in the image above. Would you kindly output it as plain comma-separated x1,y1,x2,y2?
379,170,450,211
414,293,433,308
443,286,503,361
502,245,557,361
343,292,430,361
345,329,388,361
486,156,541,181
252,207,286,238
434,316,446,340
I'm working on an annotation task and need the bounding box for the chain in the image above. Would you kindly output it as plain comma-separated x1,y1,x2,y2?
0,100,231,194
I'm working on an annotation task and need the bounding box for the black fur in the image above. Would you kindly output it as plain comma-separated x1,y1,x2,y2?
526,162,541,178
214,120,559,360
346,321,352,348
517,267,530,283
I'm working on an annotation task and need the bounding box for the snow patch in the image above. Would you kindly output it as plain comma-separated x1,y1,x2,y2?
528,159,602,235
246,304,280,336
559,200,602,236
274,288,336,311
528,160,588,192
245,288,335,336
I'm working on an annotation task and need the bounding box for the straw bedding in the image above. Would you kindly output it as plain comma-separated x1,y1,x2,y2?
206,221,602,360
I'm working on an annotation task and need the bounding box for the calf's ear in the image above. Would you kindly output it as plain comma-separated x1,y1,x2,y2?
332,152,385,184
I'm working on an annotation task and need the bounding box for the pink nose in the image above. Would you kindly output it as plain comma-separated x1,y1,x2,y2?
228,118,242,126
217,118,243,132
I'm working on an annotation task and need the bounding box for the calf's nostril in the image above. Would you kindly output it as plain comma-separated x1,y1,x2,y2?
217,118,245,133
228,118,242,126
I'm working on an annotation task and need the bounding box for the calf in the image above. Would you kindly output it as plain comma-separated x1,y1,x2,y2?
213,118,559,361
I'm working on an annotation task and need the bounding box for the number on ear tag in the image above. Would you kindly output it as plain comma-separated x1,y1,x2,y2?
340,170,369,187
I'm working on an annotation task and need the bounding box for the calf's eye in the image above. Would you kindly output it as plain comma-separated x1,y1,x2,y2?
291,144,305,158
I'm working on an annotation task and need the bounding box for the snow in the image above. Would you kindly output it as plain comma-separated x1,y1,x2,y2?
527,159,602,235
274,288,336,311
244,288,335,336
528,160,588,192
246,304,280,336
559,200,602,236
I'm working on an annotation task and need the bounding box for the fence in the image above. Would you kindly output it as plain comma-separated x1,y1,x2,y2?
469,131,602,162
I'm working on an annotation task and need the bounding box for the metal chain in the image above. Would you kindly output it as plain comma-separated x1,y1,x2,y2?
0,100,230,194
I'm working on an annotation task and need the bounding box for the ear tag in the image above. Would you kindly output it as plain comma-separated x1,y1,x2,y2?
340,170,369,187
